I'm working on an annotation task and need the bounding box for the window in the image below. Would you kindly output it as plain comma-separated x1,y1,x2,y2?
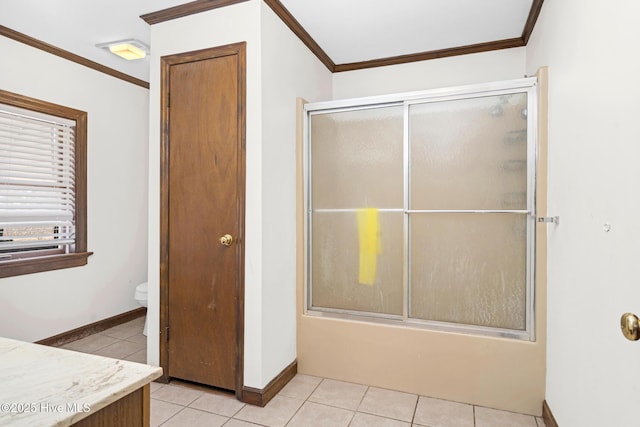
0,89,91,278
304,78,537,340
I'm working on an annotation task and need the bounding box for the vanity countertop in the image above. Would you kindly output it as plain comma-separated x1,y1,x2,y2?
0,337,162,426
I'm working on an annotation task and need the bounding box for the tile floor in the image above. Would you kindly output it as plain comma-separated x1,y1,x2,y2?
60,317,546,427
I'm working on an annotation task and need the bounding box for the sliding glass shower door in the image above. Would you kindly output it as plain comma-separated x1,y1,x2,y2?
310,106,404,316
305,79,537,339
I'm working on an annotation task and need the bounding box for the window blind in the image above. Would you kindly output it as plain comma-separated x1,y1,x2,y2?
0,104,76,252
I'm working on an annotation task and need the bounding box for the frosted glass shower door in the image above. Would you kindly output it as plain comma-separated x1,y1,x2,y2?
408,94,532,331
305,79,537,338
308,106,404,316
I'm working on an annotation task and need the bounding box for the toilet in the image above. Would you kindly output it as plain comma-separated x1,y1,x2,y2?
134,282,148,336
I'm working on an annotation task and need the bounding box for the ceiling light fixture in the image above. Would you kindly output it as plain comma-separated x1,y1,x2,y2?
96,39,149,60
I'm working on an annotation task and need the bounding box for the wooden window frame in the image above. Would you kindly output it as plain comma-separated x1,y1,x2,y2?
0,89,92,278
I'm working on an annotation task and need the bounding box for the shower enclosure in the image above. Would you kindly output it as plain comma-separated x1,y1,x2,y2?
304,78,537,340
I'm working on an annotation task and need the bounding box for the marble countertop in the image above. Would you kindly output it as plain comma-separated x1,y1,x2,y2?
0,337,162,426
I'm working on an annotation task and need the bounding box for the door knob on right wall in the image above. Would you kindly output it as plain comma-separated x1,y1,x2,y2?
621,312,640,341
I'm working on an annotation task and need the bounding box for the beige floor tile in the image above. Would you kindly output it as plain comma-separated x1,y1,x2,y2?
126,316,145,325
58,326,544,427
223,420,263,427
151,383,204,406
150,399,182,427
101,318,144,339
233,395,304,427
124,348,147,363
358,387,418,422
352,412,412,427
189,391,245,417
161,407,228,427
278,374,322,400
413,397,474,427
62,333,120,353
92,339,145,359
308,379,368,410
287,401,353,427
475,406,538,427
123,333,148,345
151,382,166,393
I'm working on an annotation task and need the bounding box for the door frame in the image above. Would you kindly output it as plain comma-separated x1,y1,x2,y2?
159,42,246,398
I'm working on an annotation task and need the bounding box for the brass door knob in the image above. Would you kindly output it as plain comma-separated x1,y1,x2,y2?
621,312,640,341
219,234,233,247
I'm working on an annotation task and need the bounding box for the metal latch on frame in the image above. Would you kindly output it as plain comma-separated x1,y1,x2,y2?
537,216,560,225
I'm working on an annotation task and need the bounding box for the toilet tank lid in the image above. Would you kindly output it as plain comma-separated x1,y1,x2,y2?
137,282,148,291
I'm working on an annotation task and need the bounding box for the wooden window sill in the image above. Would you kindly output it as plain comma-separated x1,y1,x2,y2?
0,252,94,278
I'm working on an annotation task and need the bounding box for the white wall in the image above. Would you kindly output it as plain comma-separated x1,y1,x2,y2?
526,1,640,425
259,2,332,384
0,35,149,342
333,47,527,99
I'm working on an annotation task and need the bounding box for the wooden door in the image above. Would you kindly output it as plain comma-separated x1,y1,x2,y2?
160,43,245,392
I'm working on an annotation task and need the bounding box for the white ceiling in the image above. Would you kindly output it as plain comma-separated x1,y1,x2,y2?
0,0,534,82
281,0,533,64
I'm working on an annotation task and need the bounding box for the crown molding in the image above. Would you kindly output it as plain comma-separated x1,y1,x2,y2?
334,38,525,73
3,0,545,85
262,0,335,71
0,25,149,89
522,0,545,44
141,0,250,25
262,0,544,73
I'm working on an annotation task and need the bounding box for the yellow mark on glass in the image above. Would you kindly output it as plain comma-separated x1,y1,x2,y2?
357,208,381,285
